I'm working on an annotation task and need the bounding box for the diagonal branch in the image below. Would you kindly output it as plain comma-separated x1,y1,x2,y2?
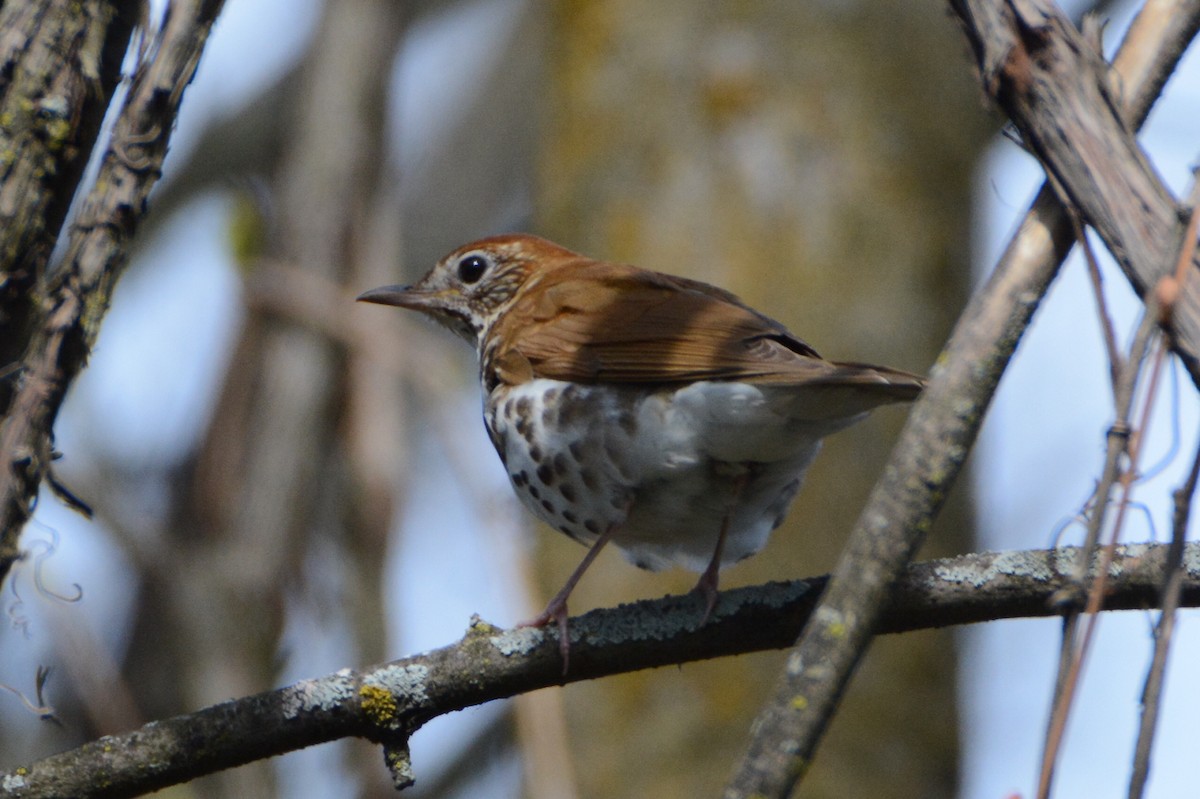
0,0,227,587
0,0,138,387
953,0,1200,384
724,2,1200,796
1,542,1196,799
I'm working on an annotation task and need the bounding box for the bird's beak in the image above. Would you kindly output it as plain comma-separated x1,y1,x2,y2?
356,285,432,309
357,283,475,342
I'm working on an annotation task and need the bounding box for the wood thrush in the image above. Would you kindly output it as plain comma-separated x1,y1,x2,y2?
359,234,924,667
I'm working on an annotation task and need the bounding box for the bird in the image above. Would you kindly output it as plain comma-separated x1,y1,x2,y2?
358,233,924,668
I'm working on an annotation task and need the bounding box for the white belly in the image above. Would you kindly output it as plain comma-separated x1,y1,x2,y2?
485,378,836,573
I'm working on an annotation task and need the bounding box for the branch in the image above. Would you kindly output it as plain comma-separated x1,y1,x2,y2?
1,543,1196,799
0,0,137,381
952,0,1200,385
725,2,1200,795
0,0,227,587
1128,429,1200,798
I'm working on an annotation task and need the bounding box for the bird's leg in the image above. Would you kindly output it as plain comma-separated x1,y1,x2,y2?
692,524,727,626
692,472,749,625
519,524,615,674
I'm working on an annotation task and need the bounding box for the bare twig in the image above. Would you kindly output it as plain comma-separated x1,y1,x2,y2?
1071,211,1125,388
1127,176,1200,799
1157,166,1200,331
1037,310,1158,798
1040,161,1200,798
1128,432,1200,799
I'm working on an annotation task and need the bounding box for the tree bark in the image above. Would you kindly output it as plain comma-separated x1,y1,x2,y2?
0,0,139,588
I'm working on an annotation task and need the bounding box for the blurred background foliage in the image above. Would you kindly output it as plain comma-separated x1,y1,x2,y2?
1,1,995,796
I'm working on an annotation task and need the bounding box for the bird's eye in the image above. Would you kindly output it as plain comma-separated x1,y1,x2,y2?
457,254,489,284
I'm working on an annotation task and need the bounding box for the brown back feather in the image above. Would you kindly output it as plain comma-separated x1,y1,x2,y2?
489,257,924,402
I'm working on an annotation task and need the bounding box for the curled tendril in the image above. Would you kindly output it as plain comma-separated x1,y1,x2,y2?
6,551,31,635
6,577,30,639
1048,512,1089,549
26,527,83,604
1126,500,1159,543
1137,356,1181,484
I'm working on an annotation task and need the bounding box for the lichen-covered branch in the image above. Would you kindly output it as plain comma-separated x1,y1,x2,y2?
0,0,137,382
0,0,226,587
1,542,1196,799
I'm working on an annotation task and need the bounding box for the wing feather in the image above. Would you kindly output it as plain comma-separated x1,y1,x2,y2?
491,260,923,403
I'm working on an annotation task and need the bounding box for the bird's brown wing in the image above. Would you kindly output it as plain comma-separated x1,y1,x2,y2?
490,260,924,404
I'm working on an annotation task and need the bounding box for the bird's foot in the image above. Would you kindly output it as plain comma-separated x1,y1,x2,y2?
518,596,571,674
